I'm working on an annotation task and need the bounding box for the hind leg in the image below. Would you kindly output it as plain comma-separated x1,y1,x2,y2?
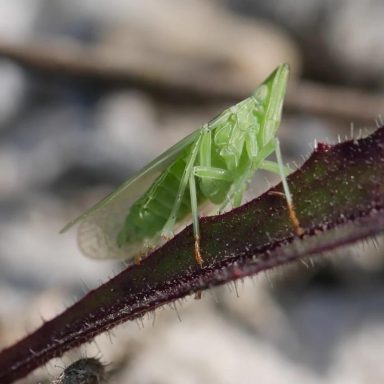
274,139,303,235
189,171,203,266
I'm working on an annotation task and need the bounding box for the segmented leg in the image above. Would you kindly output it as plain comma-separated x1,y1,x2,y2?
190,126,233,265
193,166,232,181
217,167,253,213
275,139,303,235
220,130,272,212
193,165,235,214
161,133,202,239
259,159,292,175
189,171,203,266
222,135,277,213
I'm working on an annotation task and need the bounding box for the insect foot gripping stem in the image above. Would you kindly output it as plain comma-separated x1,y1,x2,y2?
287,201,304,236
134,253,143,265
275,139,304,236
269,191,303,236
194,235,203,267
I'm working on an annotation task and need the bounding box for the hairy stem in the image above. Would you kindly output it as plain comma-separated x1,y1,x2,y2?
0,127,384,383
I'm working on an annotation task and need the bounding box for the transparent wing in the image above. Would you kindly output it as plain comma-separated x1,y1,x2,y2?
61,128,200,260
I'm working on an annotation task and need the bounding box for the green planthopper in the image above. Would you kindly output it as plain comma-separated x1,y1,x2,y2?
61,64,301,265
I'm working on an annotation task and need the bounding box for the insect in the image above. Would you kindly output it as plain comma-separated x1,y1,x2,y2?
61,64,301,265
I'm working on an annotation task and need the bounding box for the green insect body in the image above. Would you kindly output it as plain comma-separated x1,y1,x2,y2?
116,147,205,246
62,64,298,263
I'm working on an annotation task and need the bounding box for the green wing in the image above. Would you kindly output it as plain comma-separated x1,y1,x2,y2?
61,129,200,233
61,129,200,260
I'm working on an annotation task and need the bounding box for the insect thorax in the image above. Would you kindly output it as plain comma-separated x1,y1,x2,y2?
118,80,277,247
212,84,272,164
197,85,273,203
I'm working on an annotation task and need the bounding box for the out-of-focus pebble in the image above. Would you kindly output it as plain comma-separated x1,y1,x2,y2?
326,0,384,85
93,91,160,171
230,0,384,86
98,0,301,92
0,61,26,127
0,0,42,41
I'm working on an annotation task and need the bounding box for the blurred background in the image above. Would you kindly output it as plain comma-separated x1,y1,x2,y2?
0,1,383,383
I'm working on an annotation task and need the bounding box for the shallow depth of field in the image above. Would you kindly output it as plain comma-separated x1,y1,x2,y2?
0,1,383,383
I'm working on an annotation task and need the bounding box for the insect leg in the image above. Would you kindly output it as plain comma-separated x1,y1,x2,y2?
189,171,203,266
259,159,292,175
229,134,275,208
275,138,303,235
193,166,232,181
232,180,247,207
161,134,202,238
220,128,267,211
217,129,262,211
191,128,233,262
196,126,232,182
217,167,253,212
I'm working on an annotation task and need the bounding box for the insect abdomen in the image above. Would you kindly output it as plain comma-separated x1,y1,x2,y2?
118,148,203,245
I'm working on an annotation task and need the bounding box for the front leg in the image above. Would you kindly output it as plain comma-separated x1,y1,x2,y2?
190,165,233,265
161,134,202,241
217,168,253,213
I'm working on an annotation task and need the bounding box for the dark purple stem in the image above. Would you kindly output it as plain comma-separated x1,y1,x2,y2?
1,127,384,383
